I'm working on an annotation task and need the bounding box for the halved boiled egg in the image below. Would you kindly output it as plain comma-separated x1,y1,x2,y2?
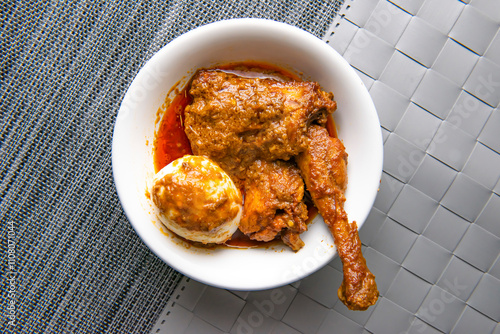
150,155,242,244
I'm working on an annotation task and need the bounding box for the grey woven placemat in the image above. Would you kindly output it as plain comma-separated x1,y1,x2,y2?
0,1,343,333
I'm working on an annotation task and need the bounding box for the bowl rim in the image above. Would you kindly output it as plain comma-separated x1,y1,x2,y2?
112,18,383,291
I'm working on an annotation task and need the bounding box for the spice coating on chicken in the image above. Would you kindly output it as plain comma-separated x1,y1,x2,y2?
184,70,336,180
296,125,379,310
240,159,308,251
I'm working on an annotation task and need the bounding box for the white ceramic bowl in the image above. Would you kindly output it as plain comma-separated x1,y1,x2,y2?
112,18,383,291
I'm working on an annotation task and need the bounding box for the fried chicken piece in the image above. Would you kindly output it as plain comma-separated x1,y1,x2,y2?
185,70,336,180
240,160,308,251
296,125,378,310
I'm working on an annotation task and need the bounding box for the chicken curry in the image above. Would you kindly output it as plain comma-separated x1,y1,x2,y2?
153,63,378,310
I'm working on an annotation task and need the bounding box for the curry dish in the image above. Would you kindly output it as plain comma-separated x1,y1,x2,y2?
153,64,378,310
185,70,336,180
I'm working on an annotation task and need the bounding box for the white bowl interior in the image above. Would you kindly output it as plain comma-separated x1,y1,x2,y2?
112,18,383,290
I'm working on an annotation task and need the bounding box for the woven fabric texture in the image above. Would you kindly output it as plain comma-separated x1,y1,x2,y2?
0,1,343,333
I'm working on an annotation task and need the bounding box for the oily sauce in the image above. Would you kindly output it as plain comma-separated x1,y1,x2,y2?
154,87,193,173
326,114,338,138
153,62,337,248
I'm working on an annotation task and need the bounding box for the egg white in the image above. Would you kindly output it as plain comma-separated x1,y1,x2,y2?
151,155,242,244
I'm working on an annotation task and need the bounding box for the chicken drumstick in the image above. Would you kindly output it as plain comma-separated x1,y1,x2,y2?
296,125,378,310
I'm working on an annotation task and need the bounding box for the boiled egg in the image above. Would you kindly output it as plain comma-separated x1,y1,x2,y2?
150,155,242,244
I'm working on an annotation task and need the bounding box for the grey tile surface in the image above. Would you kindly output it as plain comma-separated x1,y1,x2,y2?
342,0,378,27
359,207,387,246
365,298,413,334
437,256,483,302
328,250,343,272
479,108,500,154
441,173,491,222
451,305,497,334
326,17,358,55
230,290,250,300
409,154,457,201
385,268,432,313
394,103,441,151
467,274,500,322
445,91,492,138
364,0,411,46
317,310,365,334
185,317,224,334
333,296,375,326
407,318,443,334
475,193,500,238
388,185,439,234
417,285,466,333
246,285,298,320
230,303,277,334
463,57,500,108
403,235,453,284
156,303,194,334
388,0,424,15
370,217,418,264
193,287,246,332
362,246,402,294
489,255,500,280
417,0,465,34
369,80,410,131
423,205,469,252
397,16,447,67
345,29,394,79
412,69,461,119
449,5,499,55
383,132,425,183
298,265,342,308
374,172,405,213
470,0,500,24
427,121,477,171
454,224,500,272
270,322,301,334
463,142,500,190
485,30,500,63
176,278,207,311
380,50,427,97
282,293,328,334
353,67,375,89
432,39,479,86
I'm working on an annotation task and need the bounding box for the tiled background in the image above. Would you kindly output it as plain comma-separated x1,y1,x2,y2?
152,0,500,333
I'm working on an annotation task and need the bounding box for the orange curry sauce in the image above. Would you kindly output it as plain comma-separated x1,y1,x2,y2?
154,87,193,173
153,63,337,248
